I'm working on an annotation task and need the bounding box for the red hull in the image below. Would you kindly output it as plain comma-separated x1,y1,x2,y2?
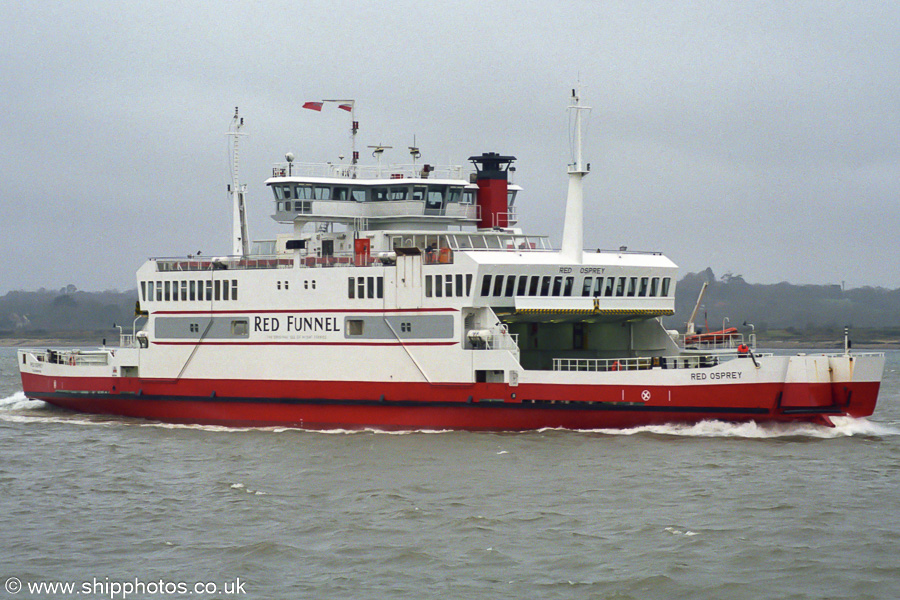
20,372,880,430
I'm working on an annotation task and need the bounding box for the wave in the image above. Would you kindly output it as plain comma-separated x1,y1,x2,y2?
0,391,46,411
577,417,899,439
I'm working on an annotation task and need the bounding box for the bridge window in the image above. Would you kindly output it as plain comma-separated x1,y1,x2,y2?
412,186,427,201
615,277,626,297
581,277,592,296
662,277,671,297
426,187,444,210
650,277,660,297
273,186,284,200
435,275,443,298
563,276,574,296
529,276,539,296
333,186,349,200
593,277,603,297
390,187,408,201
282,185,293,199
295,185,314,199
314,186,331,200
447,188,461,203
627,277,637,297
461,190,475,205
457,274,465,297
425,276,432,297
351,188,366,202
374,187,389,202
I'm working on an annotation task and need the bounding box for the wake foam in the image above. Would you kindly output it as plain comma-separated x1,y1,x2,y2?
580,417,898,439
0,391,45,411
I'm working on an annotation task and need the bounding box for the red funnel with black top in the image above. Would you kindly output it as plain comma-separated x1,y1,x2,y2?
469,153,516,229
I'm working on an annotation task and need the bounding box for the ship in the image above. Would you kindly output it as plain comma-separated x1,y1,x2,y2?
18,93,885,430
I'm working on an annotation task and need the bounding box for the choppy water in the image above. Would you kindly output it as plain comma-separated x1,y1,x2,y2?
1,346,899,599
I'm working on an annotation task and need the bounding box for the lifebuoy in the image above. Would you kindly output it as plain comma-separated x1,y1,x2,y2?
611,360,620,371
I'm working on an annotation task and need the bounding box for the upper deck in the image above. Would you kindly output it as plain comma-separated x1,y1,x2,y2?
265,161,520,228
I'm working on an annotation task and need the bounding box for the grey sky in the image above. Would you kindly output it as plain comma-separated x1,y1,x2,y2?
2,0,898,294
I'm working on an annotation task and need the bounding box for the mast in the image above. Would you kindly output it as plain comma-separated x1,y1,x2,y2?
321,99,358,176
560,88,591,262
227,107,250,257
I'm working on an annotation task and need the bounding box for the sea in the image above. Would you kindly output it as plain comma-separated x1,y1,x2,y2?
1,346,898,600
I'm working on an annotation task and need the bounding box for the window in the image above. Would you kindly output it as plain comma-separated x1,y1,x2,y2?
231,319,249,337
447,188,461,204
222,280,229,301
164,281,171,301
627,277,637,297
273,186,284,200
457,274,465,297
593,277,603,297
232,280,238,300
604,278,615,297
540,276,551,297
347,319,364,336
481,275,492,296
662,277,671,297
351,188,366,202
425,276,433,298
650,277,660,297
446,276,454,297
400,322,411,333
376,277,383,299
581,277,593,297
517,276,529,296
529,276,539,296
189,323,199,333
465,274,472,296
190,281,196,301
461,190,476,205
412,186,427,201
282,185,293,199
435,275,443,297
348,277,355,299
333,186,349,200
295,185,314,199
492,276,504,297
367,277,374,299
196,281,204,301
214,280,221,301
615,277,626,297
639,277,649,297
314,186,331,200
390,187,408,201
563,276,574,297
140,282,146,302
205,281,213,300
357,278,365,298
552,276,563,296
504,275,515,297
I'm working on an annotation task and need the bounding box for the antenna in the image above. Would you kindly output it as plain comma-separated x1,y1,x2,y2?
367,144,393,177
409,136,421,167
227,107,250,257
560,87,591,262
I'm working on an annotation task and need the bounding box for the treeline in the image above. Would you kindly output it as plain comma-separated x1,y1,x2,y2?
2,272,900,339
669,269,900,339
0,287,137,335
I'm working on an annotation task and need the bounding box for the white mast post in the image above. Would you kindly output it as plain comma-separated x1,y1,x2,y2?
322,99,357,177
227,107,250,257
560,87,591,262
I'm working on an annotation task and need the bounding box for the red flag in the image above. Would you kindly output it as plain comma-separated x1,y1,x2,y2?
302,101,323,111
338,104,353,112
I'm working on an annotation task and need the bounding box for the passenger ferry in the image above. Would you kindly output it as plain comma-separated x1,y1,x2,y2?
18,93,885,429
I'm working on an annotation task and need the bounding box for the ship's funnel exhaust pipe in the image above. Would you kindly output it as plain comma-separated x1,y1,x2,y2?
560,89,590,262
469,152,516,230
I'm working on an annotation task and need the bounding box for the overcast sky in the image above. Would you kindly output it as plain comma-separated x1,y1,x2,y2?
1,0,898,294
